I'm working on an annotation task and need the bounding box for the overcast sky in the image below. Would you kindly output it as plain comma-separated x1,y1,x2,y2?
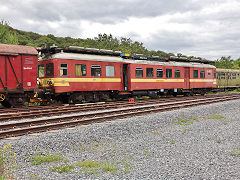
0,0,240,60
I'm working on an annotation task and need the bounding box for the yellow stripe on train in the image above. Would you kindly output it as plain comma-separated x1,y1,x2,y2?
39,78,122,87
131,79,184,82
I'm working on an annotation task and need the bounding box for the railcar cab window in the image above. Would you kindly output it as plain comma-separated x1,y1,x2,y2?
46,63,54,77
60,63,68,76
106,66,115,77
146,68,153,78
38,64,45,78
200,70,205,78
75,64,86,77
193,70,198,78
175,69,180,78
156,68,163,78
91,65,101,77
135,67,143,78
166,69,172,78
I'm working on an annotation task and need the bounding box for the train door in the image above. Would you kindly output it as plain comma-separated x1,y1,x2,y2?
184,67,190,89
123,64,128,91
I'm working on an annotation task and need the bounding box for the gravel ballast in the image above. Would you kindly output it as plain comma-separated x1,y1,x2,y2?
1,99,240,179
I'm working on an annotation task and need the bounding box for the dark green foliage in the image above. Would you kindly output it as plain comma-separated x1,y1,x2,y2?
0,21,18,44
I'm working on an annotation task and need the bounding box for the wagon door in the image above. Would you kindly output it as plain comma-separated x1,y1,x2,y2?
184,67,190,89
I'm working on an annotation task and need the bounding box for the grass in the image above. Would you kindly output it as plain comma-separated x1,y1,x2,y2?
49,165,74,173
208,115,225,120
144,150,151,158
102,161,118,174
122,161,132,174
30,155,62,165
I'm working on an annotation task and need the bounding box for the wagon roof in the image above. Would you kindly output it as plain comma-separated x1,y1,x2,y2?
40,52,216,69
0,44,38,56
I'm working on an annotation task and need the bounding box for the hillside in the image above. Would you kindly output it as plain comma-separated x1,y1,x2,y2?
1,22,240,68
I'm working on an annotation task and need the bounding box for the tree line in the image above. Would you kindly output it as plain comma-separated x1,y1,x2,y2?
0,22,240,69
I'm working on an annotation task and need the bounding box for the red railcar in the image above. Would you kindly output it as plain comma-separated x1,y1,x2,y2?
0,44,38,107
38,49,216,103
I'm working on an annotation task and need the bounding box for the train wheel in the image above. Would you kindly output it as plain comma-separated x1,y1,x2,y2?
0,94,5,102
8,97,26,107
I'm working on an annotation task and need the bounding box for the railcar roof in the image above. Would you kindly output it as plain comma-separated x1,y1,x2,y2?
40,52,216,69
216,68,240,72
0,44,38,56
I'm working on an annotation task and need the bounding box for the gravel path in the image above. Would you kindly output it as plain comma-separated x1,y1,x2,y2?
1,99,240,180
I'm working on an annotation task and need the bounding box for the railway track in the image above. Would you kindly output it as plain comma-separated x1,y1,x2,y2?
0,93,240,139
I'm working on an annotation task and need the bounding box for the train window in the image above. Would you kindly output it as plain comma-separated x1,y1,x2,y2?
200,71,205,78
135,67,143,78
220,72,225,79
214,71,216,78
166,69,172,78
232,73,236,79
146,68,153,78
193,70,198,78
106,66,115,77
175,69,180,78
46,63,54,77
60,63,68,76
38,64,45,78
75,64,86,77
91,65,101,77
156,68,163,78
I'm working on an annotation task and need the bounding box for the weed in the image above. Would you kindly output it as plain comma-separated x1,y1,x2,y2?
30,155,62,165
144,150,151,158
230,151,236,156
208,115,225,120
102,161,118,174
49,165,74,173
182,128,190,133
170,140,175,144
122,160,132,174
76,160,101,168
0,144,17,179
216,140,222,144
93,142,99,147
175,120,192,125
191,117,199,121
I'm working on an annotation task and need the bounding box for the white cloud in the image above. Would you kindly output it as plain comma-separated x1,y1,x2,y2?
0,0,240,60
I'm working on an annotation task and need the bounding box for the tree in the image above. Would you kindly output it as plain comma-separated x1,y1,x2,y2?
0,21,18,44
214,56,235,69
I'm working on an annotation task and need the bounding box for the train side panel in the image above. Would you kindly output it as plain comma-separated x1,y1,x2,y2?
39,58,124,93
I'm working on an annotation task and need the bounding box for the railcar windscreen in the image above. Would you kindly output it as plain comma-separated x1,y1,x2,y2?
46,63,54,77
38,64,45,78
